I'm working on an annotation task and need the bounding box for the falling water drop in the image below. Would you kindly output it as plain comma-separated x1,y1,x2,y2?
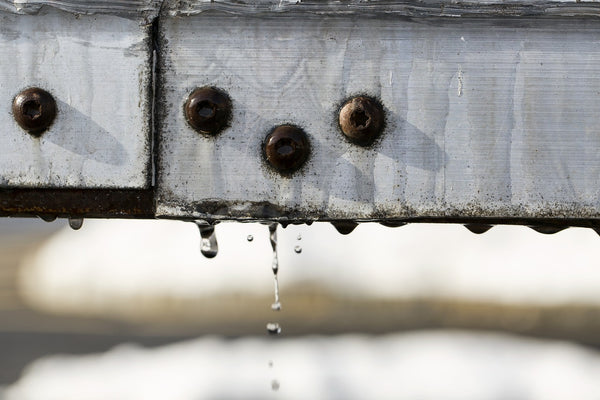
296,234,302,241
294,245,302,254
68,217,84,230
266,322,281,335
195,220,218,259
271,380,280,391
247,234,254,242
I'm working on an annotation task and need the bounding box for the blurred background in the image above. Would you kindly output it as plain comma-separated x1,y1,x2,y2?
0,219,600,399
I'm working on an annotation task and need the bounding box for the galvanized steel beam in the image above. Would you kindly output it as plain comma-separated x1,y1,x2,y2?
3,0,600,226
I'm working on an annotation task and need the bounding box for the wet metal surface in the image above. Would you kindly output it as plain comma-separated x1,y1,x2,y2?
156,13,600,222
4,1,600,224
0,10,152,189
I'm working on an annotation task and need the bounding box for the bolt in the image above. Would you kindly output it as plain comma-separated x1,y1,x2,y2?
338,96,384,146
12,88,57,136
264,125,310,173
184,87,232,135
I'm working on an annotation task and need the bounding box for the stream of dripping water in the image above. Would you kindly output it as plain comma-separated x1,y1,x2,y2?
267,223,282,391
267,222,281,333
195,221,218,259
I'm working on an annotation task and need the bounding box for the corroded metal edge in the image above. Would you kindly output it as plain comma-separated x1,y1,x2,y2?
0,189,155,218
156,200,600,229
0,0,161,20
165,0,600,18
3,189,599,227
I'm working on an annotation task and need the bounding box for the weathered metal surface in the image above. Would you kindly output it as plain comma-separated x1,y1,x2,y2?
0,0,160,20
164,0,600,18
2,0,600,222
156,10,600,222
0,8,153,189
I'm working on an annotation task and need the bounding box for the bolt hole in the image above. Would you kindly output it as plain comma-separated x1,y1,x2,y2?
23,100,42,119
350,109,369,128
275,139,295,156
196,101,216,120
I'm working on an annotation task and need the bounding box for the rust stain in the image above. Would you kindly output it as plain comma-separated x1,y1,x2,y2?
0,188,155,218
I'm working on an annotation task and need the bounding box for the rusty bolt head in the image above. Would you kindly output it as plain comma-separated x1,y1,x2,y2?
264,125,310,173
339,96,384,146
12,88,57,136
184,87,232,135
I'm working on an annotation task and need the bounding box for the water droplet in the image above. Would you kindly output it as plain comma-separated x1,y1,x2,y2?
271,301,281,311
271,380,280,391
294,245,302,254
266,322,281,335
331,221,358,235
530,225,566,235
68,217,84,230
195,220,218,258
379,221,407,228
464,224,493,234
268,360,274,368
296,234,302,241
39,215,57,223
247,234,254,242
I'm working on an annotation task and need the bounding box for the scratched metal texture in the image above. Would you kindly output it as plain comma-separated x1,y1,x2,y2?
6,0,600,19
165,0,600,17
156,12,600,221
0,0,160,20
0,8,153,189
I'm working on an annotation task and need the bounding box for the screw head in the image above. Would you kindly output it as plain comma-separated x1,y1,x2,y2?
339,96,384,146
12,88,57,136
264,125,310,173
184,87,232,135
